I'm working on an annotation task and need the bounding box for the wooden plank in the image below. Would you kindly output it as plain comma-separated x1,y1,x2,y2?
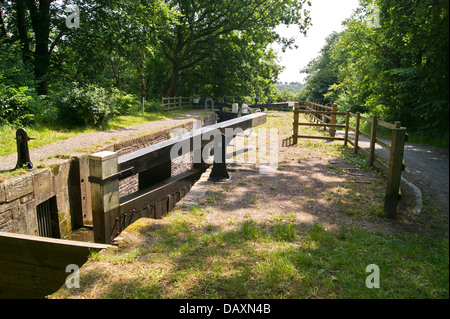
359,130,371,140
378,120,398,130
369,116,377,167
297,110,347,116
347,138,354,146
293,105,299,144
375,137,391,151
344,110,350,147
296,122,346,128
329,104,338,137
295,135,345,141
0,232,113,299
359,115,373,123
0,231,113,250
354,112,361,154
374,155,389,171
118,113,266,175
384,127,407,219
119,169,205,214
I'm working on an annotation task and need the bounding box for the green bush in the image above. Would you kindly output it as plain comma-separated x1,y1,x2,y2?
144,99,165,112
52,83,115,127
1,40,40,126
110,89,139,115
0,83,40,126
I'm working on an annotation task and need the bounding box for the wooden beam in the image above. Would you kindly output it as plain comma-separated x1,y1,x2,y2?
119,169,205,214
89,151,120,244
369,116,378,167
295,122,346,128
292,104,299,144
354,112,361,154
0,232,113,298
295,135,345,141
384,125,407,219
297,110,347,116
118,113,267,175
344,110,350,147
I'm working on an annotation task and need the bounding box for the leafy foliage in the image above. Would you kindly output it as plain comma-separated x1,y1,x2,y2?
51,83,115,127
0,39,40,125
301,0,449,138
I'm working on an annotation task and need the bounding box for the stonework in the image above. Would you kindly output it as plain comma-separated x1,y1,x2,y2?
0,118,204,239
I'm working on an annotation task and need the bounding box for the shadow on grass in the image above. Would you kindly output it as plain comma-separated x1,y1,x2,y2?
59,212,449,299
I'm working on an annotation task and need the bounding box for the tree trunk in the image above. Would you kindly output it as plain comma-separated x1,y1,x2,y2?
27,0,52,96
15,0,31,63
165,65,180,97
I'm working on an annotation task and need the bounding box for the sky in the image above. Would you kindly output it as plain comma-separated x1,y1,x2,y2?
273,0,360,84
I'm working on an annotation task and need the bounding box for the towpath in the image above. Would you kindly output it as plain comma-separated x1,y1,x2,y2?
0,110,206,172
337,131,449,214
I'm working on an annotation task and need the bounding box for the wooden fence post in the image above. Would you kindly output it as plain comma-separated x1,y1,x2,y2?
369,116,378,167
344,110,350,147
329,103,338,137
384,122,406,219
323,105,327,131
293,103,299,145
354,112,361,154
88,151,120,244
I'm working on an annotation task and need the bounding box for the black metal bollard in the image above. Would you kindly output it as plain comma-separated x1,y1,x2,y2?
15,128,34,170
208,133,230,182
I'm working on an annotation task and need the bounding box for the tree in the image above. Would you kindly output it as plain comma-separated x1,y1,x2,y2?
302,0,449,137
179,29,282,99
300,32,341,105
1,0,170,96
158,0,311,97
1,0,64,95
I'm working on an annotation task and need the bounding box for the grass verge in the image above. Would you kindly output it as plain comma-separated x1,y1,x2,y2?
53,211,449,299
0,110,182,157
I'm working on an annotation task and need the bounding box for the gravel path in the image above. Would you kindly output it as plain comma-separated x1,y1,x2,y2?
0,110,206,172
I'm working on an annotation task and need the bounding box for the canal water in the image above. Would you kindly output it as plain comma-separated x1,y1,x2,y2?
63,227,94,242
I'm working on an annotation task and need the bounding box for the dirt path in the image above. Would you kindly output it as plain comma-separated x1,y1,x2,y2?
337,131,449,214
177,112,445,237
0,110,206,172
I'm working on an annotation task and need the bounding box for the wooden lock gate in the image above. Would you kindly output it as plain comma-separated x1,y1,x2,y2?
88,112,267,244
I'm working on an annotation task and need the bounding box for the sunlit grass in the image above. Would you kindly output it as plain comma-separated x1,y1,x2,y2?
0,110,183,157
53,212,449,299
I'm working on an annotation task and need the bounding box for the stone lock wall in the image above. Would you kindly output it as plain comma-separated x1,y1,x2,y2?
0,116,207,239
0,160,74,236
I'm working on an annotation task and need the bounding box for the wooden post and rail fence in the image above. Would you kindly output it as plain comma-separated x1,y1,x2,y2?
161,97,298,112
161,97,193,110
293,101,408,219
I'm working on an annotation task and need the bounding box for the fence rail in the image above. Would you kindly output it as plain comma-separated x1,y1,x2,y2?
293,101,407,219
161,97,193,110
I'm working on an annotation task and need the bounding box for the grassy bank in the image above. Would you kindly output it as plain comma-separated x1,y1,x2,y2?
52,210,448,299
0,110,181,157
